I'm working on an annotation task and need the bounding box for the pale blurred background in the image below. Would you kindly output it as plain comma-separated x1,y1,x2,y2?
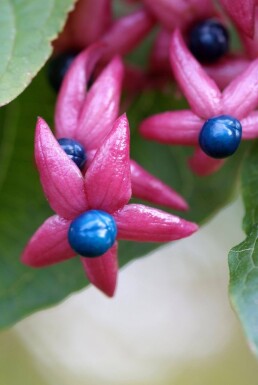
1,198,258,385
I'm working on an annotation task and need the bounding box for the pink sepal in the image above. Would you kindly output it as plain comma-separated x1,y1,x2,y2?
140,110,202,145
101,9,155,61
242,18,258,60
241,8,258,60
35,118,88,219
188,147,225,176
170,30,222,119
220,0,255,38
143,0,181,29
67,0,112,47
204,56,250,89
222,58,258,119
150,29,171,73
123,65,147,94
22,215,74,267
76,56,124,150
242,112,258,139
142,0,214,30
53,0,112,53
130,160,188,211
55,44,104,139
114,204,198,242
85,114,131,213
81,242,118,297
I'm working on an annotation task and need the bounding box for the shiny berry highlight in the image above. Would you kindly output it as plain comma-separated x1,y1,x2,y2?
199,115,242,159
188,19,229,63
58,138,87,170
68,210,117,257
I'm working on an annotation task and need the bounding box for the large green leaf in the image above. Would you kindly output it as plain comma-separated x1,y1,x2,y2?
0,71,245,329
241,142,258,234
0,0,75,106
229,142,258,356
229,226,258,357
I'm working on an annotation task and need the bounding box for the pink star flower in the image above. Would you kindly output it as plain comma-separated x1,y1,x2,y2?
22,115,198,297
140,30,258,176
54,0,154,62
139,0,250,91
55,43,188,211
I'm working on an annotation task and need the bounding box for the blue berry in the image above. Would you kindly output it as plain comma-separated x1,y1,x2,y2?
68,210,117,257
199,115,242,159
58,138,87,169
188,19,229,63
47,52,78,92
47,51,95,92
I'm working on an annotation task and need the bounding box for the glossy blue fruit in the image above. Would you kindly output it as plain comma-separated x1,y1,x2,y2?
47,52,78,92
58,138,87,170
188,19,229,63
68,210,117,257
199,115,242,159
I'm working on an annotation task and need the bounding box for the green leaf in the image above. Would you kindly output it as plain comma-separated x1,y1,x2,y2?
0,0,75,106
229,226,258,356
0,72,245,329
241,142,258,234
228,141,258,356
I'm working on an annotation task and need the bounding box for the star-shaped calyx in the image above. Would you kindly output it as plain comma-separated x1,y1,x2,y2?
148,0,251,90
22,115,198,297
140,29,258,176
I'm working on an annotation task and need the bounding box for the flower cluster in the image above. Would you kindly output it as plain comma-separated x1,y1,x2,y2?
23,0,258,296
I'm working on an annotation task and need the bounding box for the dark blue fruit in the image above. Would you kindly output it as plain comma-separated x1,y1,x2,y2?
199,115,242,159
58,138,87,170
68,210,117,257
188,19,229,63
47,52,78,92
